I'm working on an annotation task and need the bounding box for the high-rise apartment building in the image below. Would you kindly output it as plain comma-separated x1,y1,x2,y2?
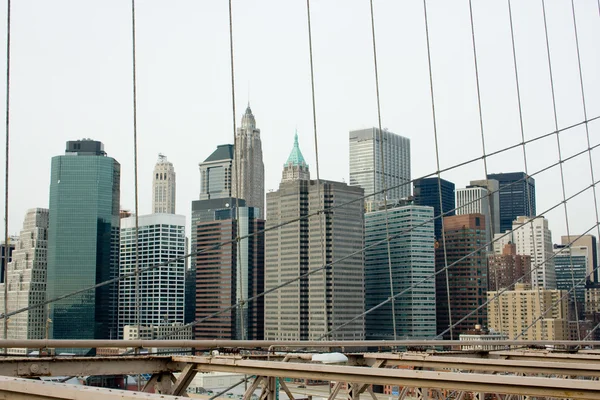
488,283,568,340
118,214,186,339
487,172,536,233
152,154,176,214
413,177,455,241
349,127,411,203
554,244,588,321
0,209,48,349
194,200,264,340
231,105,265,214
561,235,598,283
487,243,531,291
436,214,487,338
365,203,436,340
47,139,120,343
511,216,556,289
265,134,365,340
199,145,233,200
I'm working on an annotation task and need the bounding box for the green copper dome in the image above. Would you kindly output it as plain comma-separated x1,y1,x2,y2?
284,131,308,167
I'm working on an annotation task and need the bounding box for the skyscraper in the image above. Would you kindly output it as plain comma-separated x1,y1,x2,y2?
47,139,120,344
265,134,365,340
436,214,487,338
553,244,588,321
0,209,49,349
199,144,233,200
194,199,264,340
487,172,536,233
413,177,455,241
152,154,176,214
561,235,598,283
469,179,500,235
365,202,436,340
456,185,494,248
231,105,265,214
118,214,186,339
349,127,411,203
511,216,556,289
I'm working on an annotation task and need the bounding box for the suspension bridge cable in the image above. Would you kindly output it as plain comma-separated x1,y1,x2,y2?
468,0,497,331
571,0,600,300
542,0,580,339
2,0,10,342
305,0,327,340
0,133,596,328
369,0,397,341
227,0,245,341
422,0,453,340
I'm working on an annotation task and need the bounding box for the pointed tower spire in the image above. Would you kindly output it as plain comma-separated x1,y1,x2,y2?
282,131,310,183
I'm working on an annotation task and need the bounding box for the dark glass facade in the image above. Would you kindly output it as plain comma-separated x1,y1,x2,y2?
47,140,120,344
413,177,455,241
487,172,536,233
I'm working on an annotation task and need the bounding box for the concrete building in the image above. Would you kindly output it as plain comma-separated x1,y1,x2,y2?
194,199,264,340
349,127,411,203
488,243,531,291
265,133,365,340
456,185,494,248
561,235,598,283
118,213,186,339
0,240,16,284
435,214,487,338
554,244,588,321
0,209,48,350
152,154,176,214
413,177,455,242
199,145,233,200
486,172,536,233
365,203,436,340
585,286,600,321
231,104,265,214
511,216,556,289
488,283,568,340
47,139,120,344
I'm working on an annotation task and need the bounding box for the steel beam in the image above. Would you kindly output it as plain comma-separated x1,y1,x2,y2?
0,339,598,349
0,376,185,399
361,352,600,376
0,356,184,378
172,356,600,399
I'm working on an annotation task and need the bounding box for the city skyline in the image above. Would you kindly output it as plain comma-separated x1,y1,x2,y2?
0,1,598,246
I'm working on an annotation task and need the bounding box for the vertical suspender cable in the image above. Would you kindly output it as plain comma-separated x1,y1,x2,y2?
507,0,545,340
468,0,495,334
305,0,327,340
422,0,453,339
542,0,581,339
369,0,397,341
227,0,244,340
2,0,10,342
571,0,600,314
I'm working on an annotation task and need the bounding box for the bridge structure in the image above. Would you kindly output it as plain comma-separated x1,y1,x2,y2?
0,0,599,399
0,340,599,399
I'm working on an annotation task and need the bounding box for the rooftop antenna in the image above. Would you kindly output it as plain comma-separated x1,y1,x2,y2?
158,153,166,162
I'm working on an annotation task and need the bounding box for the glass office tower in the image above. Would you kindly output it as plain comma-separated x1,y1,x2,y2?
47,140,120,345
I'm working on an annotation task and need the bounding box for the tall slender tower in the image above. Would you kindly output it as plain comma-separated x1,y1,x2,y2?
152,154,176,214
232,104,265,214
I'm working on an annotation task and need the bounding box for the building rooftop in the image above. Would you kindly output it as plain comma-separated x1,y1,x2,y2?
204,144,234,163
284,132,308,168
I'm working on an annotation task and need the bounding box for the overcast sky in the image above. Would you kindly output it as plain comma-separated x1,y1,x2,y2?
0,0,599,243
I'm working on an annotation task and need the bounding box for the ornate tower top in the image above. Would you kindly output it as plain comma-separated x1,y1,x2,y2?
241,103,256,130
282,131,310,183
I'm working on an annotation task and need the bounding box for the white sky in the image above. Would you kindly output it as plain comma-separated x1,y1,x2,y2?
0,0,599,244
